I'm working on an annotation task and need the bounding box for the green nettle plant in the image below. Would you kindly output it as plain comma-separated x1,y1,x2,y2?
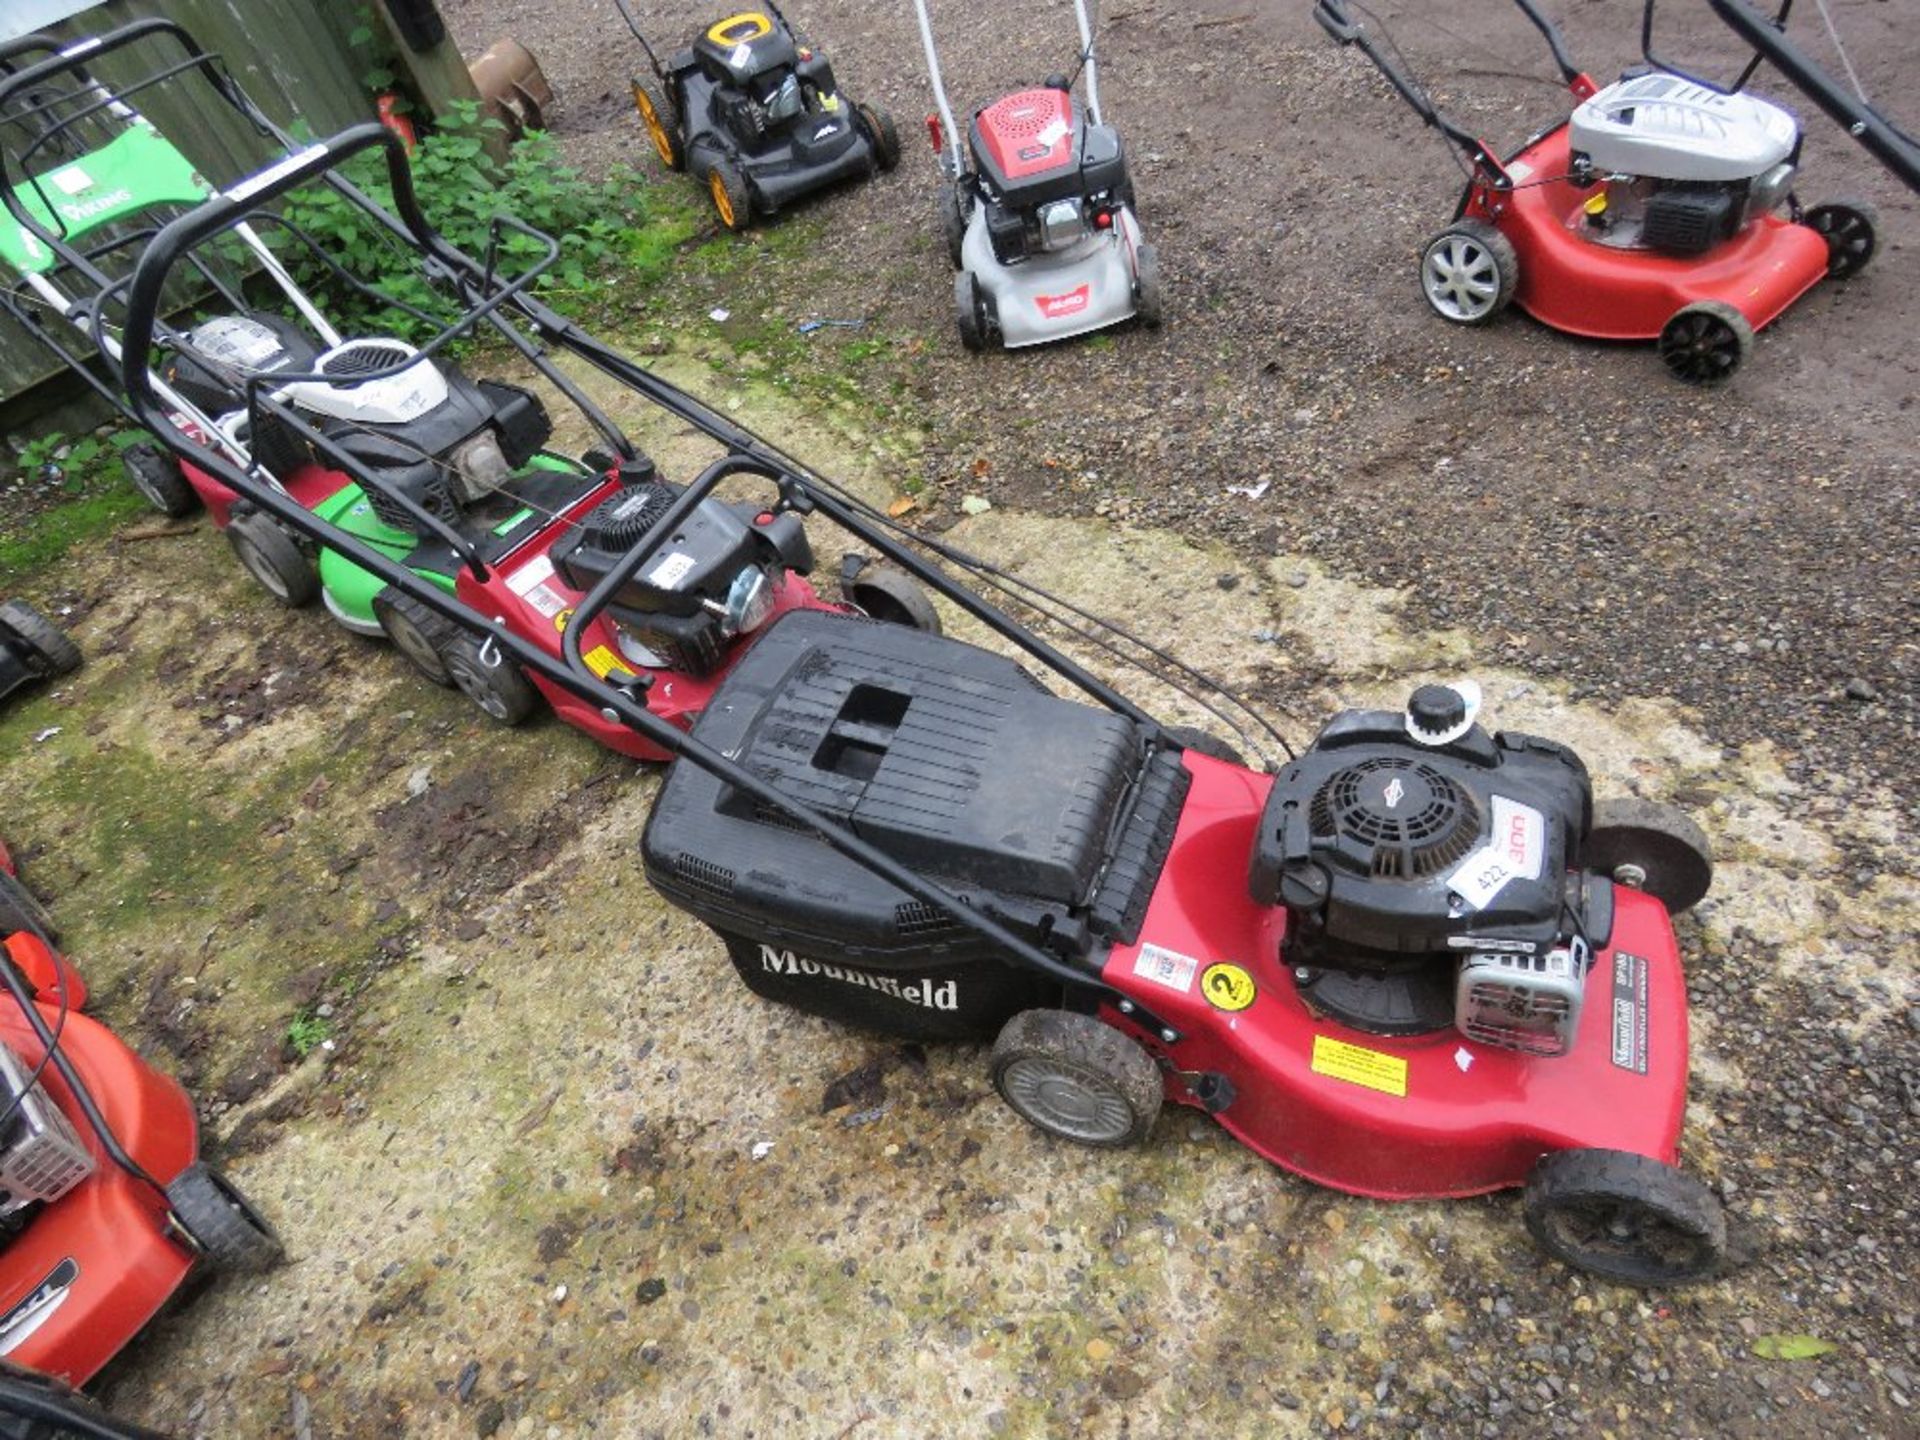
276,103,648,338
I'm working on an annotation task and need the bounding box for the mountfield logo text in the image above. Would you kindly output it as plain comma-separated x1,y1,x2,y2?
759,945,958,1011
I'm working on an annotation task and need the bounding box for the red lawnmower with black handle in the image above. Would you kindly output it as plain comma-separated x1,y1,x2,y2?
117,116,1727,1287
1314,0,1886,382
0,858,280,1386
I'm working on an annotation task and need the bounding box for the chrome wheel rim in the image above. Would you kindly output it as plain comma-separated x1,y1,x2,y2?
1424,234,1503,321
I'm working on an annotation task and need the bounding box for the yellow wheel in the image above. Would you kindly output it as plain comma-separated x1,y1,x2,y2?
708,162,750,231
631,77,684,172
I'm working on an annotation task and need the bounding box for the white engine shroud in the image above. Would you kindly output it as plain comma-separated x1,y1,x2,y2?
1570,72,1798,183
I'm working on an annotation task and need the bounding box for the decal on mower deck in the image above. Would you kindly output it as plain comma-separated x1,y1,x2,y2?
583,645,635,682
1132,942,1198,993
508,552,556,594
1610,951,1650,1074
0,1257,77,1355
1035,285,1091,320
1201,962,1257,1012
759,945,959,1011
1445,795,1546,911
1310,1035,1408,1098
522,582,568,620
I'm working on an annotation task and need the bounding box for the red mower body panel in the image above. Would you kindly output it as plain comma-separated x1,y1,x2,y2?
178,454,349,531
1469,125,1830,340
1098,754,1690,1201
0,1003,199,1386
457,535,843,764
2,934,87,1015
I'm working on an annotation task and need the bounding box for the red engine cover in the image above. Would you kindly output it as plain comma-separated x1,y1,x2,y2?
973,88,1076,180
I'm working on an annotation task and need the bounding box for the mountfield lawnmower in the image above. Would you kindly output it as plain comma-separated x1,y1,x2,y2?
115,110,1726,1285
0,864,281,1386
0,22,935,762
913,0,1160,349
612,1,900,231
0,603,78,711
1314,0,1882,382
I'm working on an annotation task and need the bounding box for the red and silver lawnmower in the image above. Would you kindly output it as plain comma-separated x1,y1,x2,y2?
0,853,280,1385
1315,0,1884,381
912,0,1161,349
114,119,1725,1287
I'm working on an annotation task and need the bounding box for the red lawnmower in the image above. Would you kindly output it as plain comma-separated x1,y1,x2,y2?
117,120,1726,1285
0,856,280,1386
1314,0,1882,382
0,22,935,763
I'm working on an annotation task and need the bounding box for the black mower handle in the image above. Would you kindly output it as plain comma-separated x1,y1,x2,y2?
1309,0,1491,160
1702,0,1920,191
116,122,432,408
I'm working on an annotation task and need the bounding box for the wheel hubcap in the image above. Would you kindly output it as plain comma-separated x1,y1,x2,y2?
1001,1058,1133,1143
710,172,735,227
450,657,511,720
1424,236,1501,321
636,90,674,166
1545,1197,1709,1278
389,616,449,683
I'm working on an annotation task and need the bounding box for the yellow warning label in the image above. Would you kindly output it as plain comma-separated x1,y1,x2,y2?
1310,1035,1408,1098
1201,962,1257,1012
583,645,633,681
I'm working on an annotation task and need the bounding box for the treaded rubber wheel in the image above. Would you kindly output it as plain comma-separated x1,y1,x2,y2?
122,441,199,517
0,601,81,677
858,103,901,171
1804,200,1877,279
939,182,970,268
1587,798,1712,915
226,510,318,607
166,1162,284,1272
1523,1148,1725,1286
1658,301,1752,384
632,76,685,172
708,160,751,231
844,561,941,634
373,587,456,688
1134,242,1164,328
0,866,58,946
991,1009,1162,1148
444,632,540,726
954,271,989,352
1420,219,1517,325
1164,724,1242,767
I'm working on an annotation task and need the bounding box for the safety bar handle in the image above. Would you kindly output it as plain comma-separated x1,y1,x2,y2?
118,122,435,408
1508,0,1585,88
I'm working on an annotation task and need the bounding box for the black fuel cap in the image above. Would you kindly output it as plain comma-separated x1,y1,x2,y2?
1407,684,1466,734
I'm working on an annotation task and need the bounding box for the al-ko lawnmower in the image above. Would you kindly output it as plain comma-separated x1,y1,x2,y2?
912,0,1160,350
0,602,79,712
0,860,281,1386
1314,0,1884,382
0,23,936,762
612,1,900,231
113,98,1725,1284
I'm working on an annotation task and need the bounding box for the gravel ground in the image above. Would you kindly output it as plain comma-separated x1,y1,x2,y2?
4,0,1913,1436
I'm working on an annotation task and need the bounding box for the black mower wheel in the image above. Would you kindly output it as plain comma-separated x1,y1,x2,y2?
844,560,942,634
707,160,752,232
991,1009,1163,1148
1134,242,1165,329
166,1162,284,1272
0,866,59,947
0,601,81,677
1658,301,1752,384
939,182,971,268
1164,725,1243,768
1804,200,1877,279
1586,798,1713,916
631,76,685,172
1523,1148,1725,1287
954,271,990,352
1420,219,1517,326
226,510,318,607
121,441,199,517
373,587,456,688
858,103,902,172
444,632,540,726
